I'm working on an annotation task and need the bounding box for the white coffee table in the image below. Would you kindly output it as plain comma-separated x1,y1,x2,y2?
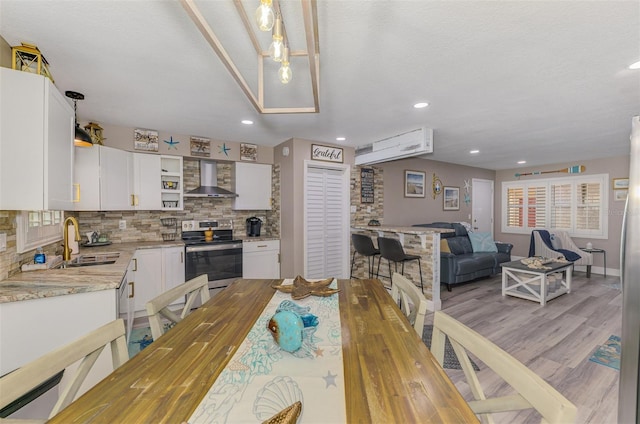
501,259,573,306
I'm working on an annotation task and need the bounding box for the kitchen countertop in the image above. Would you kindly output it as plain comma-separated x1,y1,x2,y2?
238,235,280,242
0,241,184,304
351,224,453,235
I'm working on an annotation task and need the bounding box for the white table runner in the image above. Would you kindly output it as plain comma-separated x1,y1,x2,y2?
188,279,346,423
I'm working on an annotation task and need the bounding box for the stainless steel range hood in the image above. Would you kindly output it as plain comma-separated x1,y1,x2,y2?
184,160,238,198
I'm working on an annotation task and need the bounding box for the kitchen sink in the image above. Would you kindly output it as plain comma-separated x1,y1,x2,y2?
56,253,120,269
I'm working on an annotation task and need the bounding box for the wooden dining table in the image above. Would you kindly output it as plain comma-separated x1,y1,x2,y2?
49,278,478,423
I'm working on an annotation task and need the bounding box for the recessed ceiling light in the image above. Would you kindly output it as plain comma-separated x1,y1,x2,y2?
413,102,429,109
241,120,254,125
469,149,479,154
336,137,346,141
629,60,640,70
517,160,527,164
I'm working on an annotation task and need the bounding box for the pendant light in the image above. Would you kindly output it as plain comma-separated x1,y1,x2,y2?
255,0,274,31
269,15,284,62
278,46,292,84
65,91,93,147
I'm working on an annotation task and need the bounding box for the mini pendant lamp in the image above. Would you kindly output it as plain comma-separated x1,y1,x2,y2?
65,91,93,147
255,0,274,31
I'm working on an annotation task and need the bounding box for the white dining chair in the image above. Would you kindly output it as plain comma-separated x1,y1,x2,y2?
431,311,577,424
145,274,210,341
0,319,128,423
391,272,428,335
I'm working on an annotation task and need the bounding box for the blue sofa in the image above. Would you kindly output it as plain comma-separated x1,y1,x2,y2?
413,222,513,291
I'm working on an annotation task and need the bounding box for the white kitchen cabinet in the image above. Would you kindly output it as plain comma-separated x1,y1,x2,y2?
163,245,185,291
0,68,75,211
100,146,134,210
232,162,272,210
75,145,135,211
133,153,161,210
0,289,116,419
73,146,101,210
74,147,174,211
132,246,186,316
132,248,163,314
118,258,136,341
243,239,280,278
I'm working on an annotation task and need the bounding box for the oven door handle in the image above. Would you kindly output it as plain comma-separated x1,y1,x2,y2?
185,243,243,253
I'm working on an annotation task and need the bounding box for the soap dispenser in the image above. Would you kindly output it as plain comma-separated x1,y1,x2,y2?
34,247,46,264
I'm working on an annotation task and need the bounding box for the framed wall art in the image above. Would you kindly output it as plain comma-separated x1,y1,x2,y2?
613,178,629,190
404,170,425,198
443,186,460,210
240,143,258,161
614,189,628,202
134,128,158,152
190,136,211,157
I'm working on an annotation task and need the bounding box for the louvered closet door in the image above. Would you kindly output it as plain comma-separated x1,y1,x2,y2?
305,166,347,279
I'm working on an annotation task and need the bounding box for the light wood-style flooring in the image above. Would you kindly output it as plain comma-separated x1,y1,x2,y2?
427,271,622,423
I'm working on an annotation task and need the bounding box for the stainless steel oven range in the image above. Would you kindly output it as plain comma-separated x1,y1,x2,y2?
182,219,242,290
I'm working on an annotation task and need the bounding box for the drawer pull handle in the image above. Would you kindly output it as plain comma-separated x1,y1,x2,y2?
257,245,268,248
128,281,134,298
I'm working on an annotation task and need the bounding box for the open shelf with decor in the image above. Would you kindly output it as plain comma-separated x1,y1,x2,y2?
160,155,183,210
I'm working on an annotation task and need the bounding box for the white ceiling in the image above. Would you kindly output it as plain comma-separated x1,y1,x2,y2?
1,0,638,170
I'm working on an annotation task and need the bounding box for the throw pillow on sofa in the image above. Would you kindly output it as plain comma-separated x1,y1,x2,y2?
468,232,498,253
550,233,562,250
440,239,451,253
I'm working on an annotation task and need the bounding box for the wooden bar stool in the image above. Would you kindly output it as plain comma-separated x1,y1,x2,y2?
378,236,423,290
350,233,380,279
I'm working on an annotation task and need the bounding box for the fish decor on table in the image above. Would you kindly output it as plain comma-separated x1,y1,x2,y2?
268,300,319,353
271,275,339,300
515,165,585,178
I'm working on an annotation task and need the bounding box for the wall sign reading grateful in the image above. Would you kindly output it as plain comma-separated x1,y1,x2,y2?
311,144,343,163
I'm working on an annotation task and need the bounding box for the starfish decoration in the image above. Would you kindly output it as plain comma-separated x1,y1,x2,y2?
218,142,230,156
464,179,472,192
163,136,179,150
271,275,339,300
322,370,337,388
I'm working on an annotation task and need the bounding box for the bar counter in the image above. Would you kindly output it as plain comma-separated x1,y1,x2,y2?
351,224,453,310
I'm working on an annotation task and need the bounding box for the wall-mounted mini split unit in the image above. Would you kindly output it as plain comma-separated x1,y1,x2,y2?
354,127,433,165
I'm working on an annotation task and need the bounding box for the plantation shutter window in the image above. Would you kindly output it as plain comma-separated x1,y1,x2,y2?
527,185,547,228
506,187,524,229
576,182,601,232
502,174,607,238
550,183,572,229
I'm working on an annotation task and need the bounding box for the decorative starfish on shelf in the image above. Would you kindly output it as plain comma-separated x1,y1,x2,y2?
218,142,230,156
271,276,339,300
163,136,179,150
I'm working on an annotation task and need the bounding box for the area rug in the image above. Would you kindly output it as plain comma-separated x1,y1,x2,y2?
128,326,154,359
422,325,479,371
589,335,621,370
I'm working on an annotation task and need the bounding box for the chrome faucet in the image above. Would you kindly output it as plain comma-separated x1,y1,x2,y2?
63,216,81,261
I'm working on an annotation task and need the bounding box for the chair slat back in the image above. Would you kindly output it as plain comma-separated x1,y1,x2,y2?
391,273,427,335
0,319,128,420
146,274,210,340
431,311,577,424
